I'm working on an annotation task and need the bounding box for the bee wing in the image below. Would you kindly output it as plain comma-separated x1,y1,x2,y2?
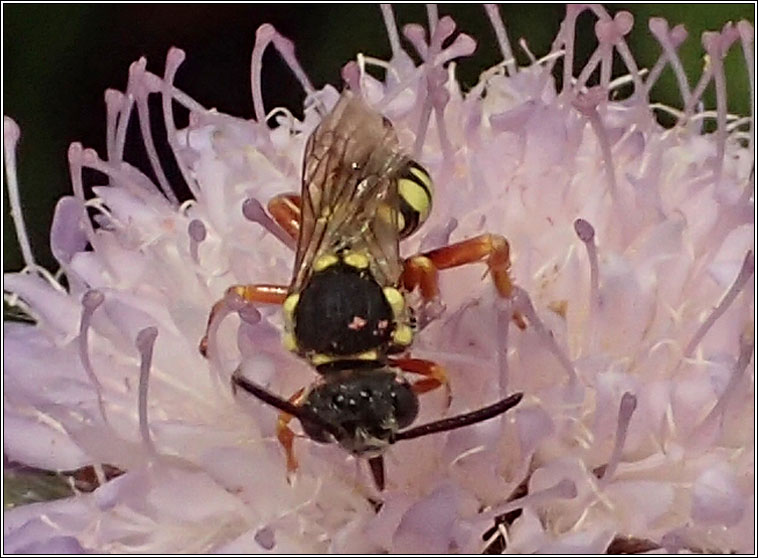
292,91,408,289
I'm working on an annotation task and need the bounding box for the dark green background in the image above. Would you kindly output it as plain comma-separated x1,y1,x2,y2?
4,4,754,274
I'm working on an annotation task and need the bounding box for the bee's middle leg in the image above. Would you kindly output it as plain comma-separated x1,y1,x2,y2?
402,233,526,329
389,356,451,408
199,284,288,356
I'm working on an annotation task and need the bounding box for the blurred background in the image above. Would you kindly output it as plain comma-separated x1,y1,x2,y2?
3,4,754,273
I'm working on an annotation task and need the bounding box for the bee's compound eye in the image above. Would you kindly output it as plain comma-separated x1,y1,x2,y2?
391,381,419,428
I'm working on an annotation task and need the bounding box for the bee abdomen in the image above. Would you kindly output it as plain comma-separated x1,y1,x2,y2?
397,162,433,239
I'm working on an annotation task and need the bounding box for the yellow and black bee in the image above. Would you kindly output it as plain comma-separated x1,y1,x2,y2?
201,90,524,490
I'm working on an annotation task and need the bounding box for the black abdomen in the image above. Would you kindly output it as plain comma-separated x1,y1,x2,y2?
295,263,393,356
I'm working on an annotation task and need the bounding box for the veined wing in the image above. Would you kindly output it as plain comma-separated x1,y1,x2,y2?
292,91,409,290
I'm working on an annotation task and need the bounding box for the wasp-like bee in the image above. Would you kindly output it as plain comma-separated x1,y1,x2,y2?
201,90,524,490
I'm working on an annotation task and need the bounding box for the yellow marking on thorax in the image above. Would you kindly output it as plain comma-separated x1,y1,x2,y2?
392,324,413,346
383,287,405,317
283,294,299,320
314,254,339,271
282,333,298,352
343,251,369,269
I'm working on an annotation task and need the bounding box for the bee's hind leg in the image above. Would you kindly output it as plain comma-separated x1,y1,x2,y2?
199,284,288,357
402,233,526,329
267,193,301,243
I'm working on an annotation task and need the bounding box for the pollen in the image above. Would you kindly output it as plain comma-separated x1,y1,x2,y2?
283,294,299,319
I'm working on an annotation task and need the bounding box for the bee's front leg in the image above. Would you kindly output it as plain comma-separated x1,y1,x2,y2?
402,233,526,329
199,284,288,357
389,356,451,409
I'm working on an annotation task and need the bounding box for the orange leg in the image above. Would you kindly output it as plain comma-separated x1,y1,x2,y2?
402,233,526,329
276,387,307,475
390,357,451,408
267,193,301,242
199,284,288,356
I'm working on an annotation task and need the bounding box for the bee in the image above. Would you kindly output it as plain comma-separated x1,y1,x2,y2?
200,90,525,490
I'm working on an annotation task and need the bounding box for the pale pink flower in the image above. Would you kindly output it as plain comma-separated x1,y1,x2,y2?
4,5,754,554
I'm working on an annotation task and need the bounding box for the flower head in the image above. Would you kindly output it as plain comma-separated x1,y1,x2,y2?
4,5,754,554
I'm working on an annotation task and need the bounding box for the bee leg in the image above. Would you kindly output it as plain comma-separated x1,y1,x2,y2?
276,387,307,477
389,357,452,409
199,284,288,357
402,233,526,329
267,193,301,242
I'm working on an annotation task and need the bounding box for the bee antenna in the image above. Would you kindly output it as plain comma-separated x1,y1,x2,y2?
231,370,341,439
394,392,524,442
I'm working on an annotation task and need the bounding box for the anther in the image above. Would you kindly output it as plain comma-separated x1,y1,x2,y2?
188,219,206,264
79,290,108,424
136,326,159,456
574,219,601,330
599,392,637,487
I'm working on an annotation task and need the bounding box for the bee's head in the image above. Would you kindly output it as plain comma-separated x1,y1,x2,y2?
301,369,418,456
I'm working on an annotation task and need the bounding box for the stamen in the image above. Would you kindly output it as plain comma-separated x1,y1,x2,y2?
242,197,297,250
404,23,429,60
598,392,637,487
432,75,453,160
426,4,438,36
136,326,159,456
647,19,691,106
477,479,577,523
496,299,512,396
3,117,36,269
560,5,589,96
112,85,136,164
251,25,314,123
161,48,201,199
270,31,315,97
187,219,206,264
104,89,124,163
341,61,362,93
79,290,108,424
737,22,754,158
251,24,275,123
130,58,179,205
512,286,578,385
573,87,619,200
574,218,600,314
484,4,517,75
420,217,457,252
695,327,754,435
380,4,403,60
67,143,98,247
574,48,603,92
602,13,643,97
702,27,740,186
683,251,753,358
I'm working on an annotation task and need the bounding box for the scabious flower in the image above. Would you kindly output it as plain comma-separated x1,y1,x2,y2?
3,5,754,554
